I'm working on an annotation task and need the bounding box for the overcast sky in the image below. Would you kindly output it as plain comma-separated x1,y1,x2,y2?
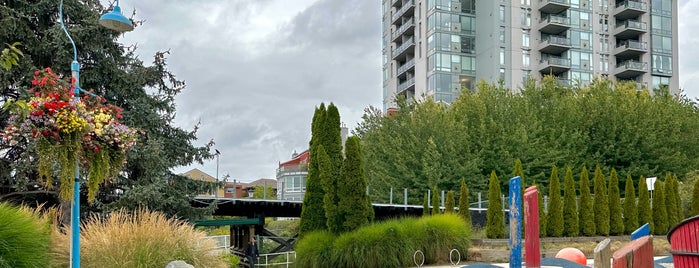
117,0,698,182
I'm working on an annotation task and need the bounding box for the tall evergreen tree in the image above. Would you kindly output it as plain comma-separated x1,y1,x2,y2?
563,166,579,237
546,166,564,237
445,190,455,213
513,158,525,236
637,176,652,228
458,178,472,224
431,186,440,215
593,165,610,236
537,182,547,237
299,105,327,235
337,136,372,232
692,176,699,216
486,171,505,238
318,146,340,233
608,168,624,235
664,173,681,228
652,180,668,234
579,165,595,236
622,174,638,234
423,193,429,216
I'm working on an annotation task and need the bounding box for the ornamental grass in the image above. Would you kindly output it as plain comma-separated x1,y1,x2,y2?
50,208,227,268
0,202,51,268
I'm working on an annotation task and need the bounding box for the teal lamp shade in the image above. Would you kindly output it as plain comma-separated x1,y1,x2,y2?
99,5,134,32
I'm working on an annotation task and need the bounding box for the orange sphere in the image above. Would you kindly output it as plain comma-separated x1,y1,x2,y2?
555,247,587,265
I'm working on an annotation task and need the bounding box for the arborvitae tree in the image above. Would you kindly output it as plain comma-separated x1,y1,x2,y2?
458,178,472,224
563,166,579,237
638,176,652,228
423,193,429,216
546,166,564,237
431,186,440,215
593,165,610,236
537,182,547,237
652,180,668,234
664,173,681,228
486,171,505,238
692,176,699,216
337,136,372,232
623,174,638,234
318,146,340,233
579,165,595,236
299,105,328,235
672,173,682,224
445,190,455,213
608,168,624,235
513,158,525,236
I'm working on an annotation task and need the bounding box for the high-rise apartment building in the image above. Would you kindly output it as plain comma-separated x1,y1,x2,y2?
382,0,679,110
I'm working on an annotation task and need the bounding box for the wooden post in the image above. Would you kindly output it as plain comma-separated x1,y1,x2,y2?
524,186,541,268
594,238,611,268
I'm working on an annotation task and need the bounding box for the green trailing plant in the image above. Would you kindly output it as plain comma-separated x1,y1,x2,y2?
458,178,471,224
593,165,610,236
562,165,578,237
445,190,455,213
0,203,50,268
652,180,668,234
638,176,652,228
578,165,595,236
546,166,563,237
486,171,505,238
609,168,624,235
622,174,638,234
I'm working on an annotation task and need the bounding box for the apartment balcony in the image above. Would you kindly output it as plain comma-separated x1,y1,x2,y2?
614,20,647,39
538,36,571,54
391,18,415,42
614,1,647,20
539,57,571,75
392,37,415,60
391,0,401,8
539,0,571,14
391,0,414,23
396,58,415,78
397,77,415,94
613,40,647,58
615,60,647,79
539,15,571,35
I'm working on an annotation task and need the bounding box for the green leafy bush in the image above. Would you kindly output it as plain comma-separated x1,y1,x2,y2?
0,203,50,268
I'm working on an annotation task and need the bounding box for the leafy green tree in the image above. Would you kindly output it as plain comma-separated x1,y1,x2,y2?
578,165,595,236
486,171,505,238
622,174,638,234
458,178,471,224
664,173,681,228
692,176,699,216
445,190,455,213
563,166,578,237
546,166,563,237
423,193,429,216
431,186,440,215
652,180,668,234
337,136,372,232
252,185,276,200
637,176,652,228
0,42,22,71
300,105,328,235
593,165,610,236
608,168,624,235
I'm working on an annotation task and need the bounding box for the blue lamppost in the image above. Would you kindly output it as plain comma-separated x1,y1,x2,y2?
59,1,133,267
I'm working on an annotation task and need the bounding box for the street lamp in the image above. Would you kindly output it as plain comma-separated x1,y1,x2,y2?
59,1,133,267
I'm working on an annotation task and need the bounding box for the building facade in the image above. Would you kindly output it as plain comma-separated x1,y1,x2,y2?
382,0,679,109
276,150,309,201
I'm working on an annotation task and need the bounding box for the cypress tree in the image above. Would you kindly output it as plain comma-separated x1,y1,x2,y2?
652,180,668,234
664,173,681,228
299,105,327,235
423,193,429,216
486,171,505,238
337,136,372,233
319,146,341,233
546,166,564,237
609,168,624,235
445,190,455,213
459,178,472,224
537,182,547,237
692,177,699,216
432,186,440,215
563,166,579,237
622,174,638,234
593,165,610,236
579,165,595,236
637,176,652,229
513,158,525,237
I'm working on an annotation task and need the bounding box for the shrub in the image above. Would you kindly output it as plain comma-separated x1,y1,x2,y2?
638,176,652,228
431,186,440,215
50,208,227,268
458,178,472,225
0,203,51,268
295,231,336,268
578,165,595,236
593,165,610,235
622,174,638,234
546,166,563,237
562,166,579,237
608,168,624,235
652,180,668,234
445,190,455,213
486,171,505,238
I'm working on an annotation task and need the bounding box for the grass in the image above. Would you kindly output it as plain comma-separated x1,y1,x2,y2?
50,208,228,268
0,202,51,268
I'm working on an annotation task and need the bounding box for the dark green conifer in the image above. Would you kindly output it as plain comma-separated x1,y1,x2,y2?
445,190,455,213
652,180,668,234
637,176,652,229
622,174,638,234
546,166,564,237
609,168,624,235
432,186,440,215
593,165,610,236
423,193,429,216
458,178,472,224
486,171,505,238
563,166,579,237
337,136,372,232
299,105,328,235
578,165,595,236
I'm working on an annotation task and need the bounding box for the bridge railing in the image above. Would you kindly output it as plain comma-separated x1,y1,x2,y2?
201,235,230,250
255,251,296,267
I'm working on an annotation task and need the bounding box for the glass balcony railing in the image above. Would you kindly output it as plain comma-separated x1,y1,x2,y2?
541,0,570,5
616,20,647,30
397,77,415,92
392,18,414,39
541,15,570,25
616,60,647,70
542,36,571,46
391,0,414,22
541,57,571,66
397,59,415,75
616,40,647,50
616,0,646,10
392,37,415,57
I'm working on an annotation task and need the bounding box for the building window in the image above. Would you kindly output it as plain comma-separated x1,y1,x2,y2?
499,27,505,44
652,76,670,89
599,54,609,73
652,54,672,74
499,68,506,81
500,47,505,65
521,8,531,27
523,50,530,68
522,30,530,47
499,6,505,23
521,0,530,6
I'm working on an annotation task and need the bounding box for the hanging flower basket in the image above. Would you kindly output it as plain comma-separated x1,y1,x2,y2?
2,68,137,202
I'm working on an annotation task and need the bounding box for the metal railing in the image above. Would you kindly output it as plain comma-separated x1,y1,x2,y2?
616,20,647,30
392,18,414,40
391,0,414,22
542,35,571,46
397,59,415,75
201,235,230,250
616,0,646,10
616,40,647,50
397,77,415,92
540,15,570,25
540,0,570,5
540,57,571,66
392,37,415,58
616,60,647,70
255,251,296,268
